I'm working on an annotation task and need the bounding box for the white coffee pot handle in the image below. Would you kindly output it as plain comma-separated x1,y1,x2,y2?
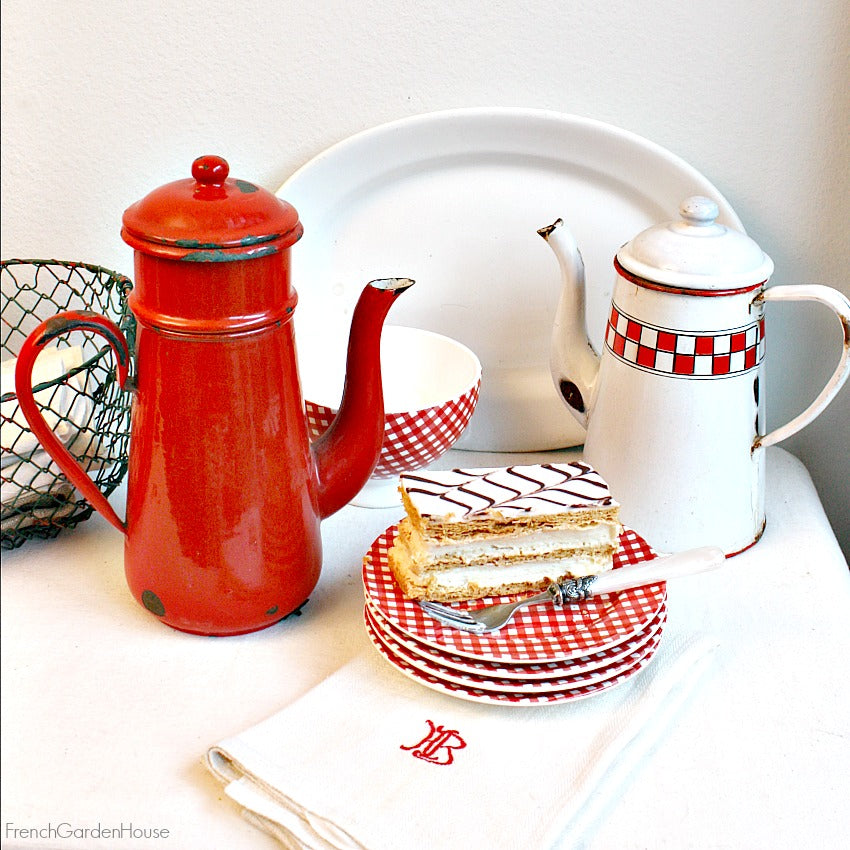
754,284,850,450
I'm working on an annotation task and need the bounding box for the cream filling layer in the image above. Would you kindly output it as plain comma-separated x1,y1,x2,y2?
423,553,610,589
420,524,619,562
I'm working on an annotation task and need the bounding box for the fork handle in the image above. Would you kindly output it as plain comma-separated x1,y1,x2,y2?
553,545,725,602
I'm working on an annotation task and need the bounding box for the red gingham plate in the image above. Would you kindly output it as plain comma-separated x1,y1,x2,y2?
362,525,666,665
364,609,664,706
366,597,667,680
365,605,663,694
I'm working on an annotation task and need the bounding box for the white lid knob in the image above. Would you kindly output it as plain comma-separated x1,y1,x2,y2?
679,196,719,226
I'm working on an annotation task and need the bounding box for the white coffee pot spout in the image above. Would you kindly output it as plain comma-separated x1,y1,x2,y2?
537,218,600,430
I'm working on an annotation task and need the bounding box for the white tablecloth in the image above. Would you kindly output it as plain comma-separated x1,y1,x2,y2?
2,446,848,850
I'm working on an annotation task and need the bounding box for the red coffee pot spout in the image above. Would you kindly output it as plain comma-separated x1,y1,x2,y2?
312,278,415,517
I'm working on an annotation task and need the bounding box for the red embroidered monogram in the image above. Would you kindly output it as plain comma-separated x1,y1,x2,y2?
400,720,467,765
605,303,765,378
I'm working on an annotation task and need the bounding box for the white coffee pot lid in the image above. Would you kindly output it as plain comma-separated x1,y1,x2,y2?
616,196,774,289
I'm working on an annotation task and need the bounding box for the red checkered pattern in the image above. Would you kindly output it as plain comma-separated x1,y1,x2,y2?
605,303,765,378
362,524,666,665
365,603,663,692
364,610,664,705
305,380,480,478
367,598,666,680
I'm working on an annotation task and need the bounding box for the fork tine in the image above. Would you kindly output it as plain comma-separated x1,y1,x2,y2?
417,602,484,631
425,616,485,633
418,602,477,623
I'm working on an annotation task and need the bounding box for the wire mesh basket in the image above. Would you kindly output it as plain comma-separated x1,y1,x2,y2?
1,260,135,549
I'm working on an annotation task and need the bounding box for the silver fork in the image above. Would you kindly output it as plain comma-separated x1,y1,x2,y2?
417,545,724,633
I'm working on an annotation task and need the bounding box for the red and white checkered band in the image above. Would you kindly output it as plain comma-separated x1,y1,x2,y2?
605,303,765,378
304,381,480,478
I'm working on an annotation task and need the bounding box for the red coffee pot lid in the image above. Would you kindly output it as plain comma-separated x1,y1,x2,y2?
121,155,303,261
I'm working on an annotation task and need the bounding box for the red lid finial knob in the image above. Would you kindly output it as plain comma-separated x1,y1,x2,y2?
192,155,229,185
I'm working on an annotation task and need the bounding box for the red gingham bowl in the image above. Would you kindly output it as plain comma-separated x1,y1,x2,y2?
302,326,481,505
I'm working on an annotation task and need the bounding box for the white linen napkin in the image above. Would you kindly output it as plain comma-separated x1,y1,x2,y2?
206,632,718,850
1,345,90,468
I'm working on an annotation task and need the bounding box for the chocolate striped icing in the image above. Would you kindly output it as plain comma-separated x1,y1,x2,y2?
401,462,616,518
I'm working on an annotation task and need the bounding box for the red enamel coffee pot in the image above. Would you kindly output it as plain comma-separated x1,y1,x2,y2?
15,155,413,635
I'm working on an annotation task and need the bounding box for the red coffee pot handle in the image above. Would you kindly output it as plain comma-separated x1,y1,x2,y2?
14,311,132,534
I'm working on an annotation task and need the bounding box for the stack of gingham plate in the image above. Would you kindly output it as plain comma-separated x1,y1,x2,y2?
362,526,667,706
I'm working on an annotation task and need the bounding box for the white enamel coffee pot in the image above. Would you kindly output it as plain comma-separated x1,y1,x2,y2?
539,197,850,555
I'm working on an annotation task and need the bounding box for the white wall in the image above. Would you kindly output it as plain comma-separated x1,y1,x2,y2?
3,0,848,556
